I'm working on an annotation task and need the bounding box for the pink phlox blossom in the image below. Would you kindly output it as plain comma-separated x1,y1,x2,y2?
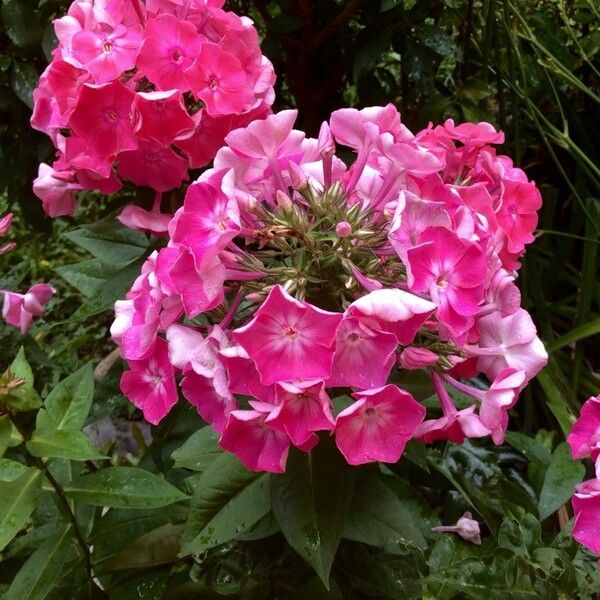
571,478,600,555
568,395,600,461
2,284,55,335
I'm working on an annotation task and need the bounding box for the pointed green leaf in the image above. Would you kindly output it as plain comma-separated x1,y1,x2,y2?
1,348,41,412
343,472,426,552
0,468,43,551
171,426,221,472
55,258,120,298
63,467,188,508
5,524,73,600
182,452,270,554
0,458,29,482
270,440,355,588
538,442,585,520
0,415,11,456
27,429,106,461
36,363,94,432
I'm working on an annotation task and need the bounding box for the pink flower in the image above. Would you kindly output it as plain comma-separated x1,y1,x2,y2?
118,201,172,235
406,226,486,339
443,119,504,146
568,395,600,461
398,347,439,370
334,385,426,465
346,288,436,345
471,309,547,381
233,285,343,386
328,316,398,389
181,370,236,434
33,163,81,217
136,13,202,91
69,80,137,158
220,409,290,473
134,90,194,145
71,25,143,83
185,43,247,116
572,479,600,555
497,179,541,254
0,213,13,236
118,140,189,192
120,338,178,425
2,283,55,335
172,168,240,258
265,380,335,447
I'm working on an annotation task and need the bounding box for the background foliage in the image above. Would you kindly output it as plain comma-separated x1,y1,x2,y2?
0,0,599,598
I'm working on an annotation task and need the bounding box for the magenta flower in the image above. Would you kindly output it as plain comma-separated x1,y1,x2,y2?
233,285,343,386
134,90,194,145
120,338,178,425
220,409,290,473
2,284,55,335
406,226,486,339
0,213,13,236
71,25,143,83
568,395,600,461
265,380,335,447
33,163,81,217
572,479,600,555
334,385,426,465
328,316,398,389
136,14,202,92
69,80,137,158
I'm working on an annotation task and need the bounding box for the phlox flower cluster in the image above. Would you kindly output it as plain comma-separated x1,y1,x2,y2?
111,105,548,473
0,213,54,334
31,0,274,231
568,395,600,555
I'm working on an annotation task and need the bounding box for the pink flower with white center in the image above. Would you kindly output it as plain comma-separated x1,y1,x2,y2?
335,385,426,465
415,374,490,444
406,226,486,339
33,162,81,217
265,380,335,447
346,288,436,346
469,308,547,381
328,316,398,389
181,370,236,434
185,43,247,117
572,478,600,555
168,247,225,318
0,213,13,236
136,14,202,92
2,284,55,335
220,409,290,473
172,168,240,258
568,395,600,461
118,140,189,192
69,80,137,158
71,25,143,83
134,90,194,145
120,338,178,425
233,285,343,386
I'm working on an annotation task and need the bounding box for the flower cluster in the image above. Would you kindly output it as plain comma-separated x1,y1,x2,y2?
568,394,600,555
0,213,54,334
111,106,548,472
31,0,274,231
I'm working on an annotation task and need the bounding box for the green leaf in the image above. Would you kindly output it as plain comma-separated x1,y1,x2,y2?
11,61,38,109
63,467,188,508
36,363,94,432
0,468,43,551
505,432,553,465
171,426,221,472
1,348,41,412
537,366,576,436
538,442,585,520
0,415,12,456
27,429,106,461
181,452,270,554
343,472,426,553
4,524,73,600
1,0,42,49
548,318,600,351
55,258,120,298
0,458,28,482
270,440,355,588
64,216,149,265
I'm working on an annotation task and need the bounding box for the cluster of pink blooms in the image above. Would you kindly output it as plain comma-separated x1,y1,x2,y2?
568,395,600,555
111,105,548,473
0,214,54,334
30,0,274,231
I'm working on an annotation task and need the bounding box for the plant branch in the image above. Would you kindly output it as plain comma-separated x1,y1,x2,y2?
309,0,367,50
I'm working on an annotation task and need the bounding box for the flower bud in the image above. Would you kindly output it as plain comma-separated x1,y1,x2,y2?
335,221,352,238
432,511,481,545
399,347,439,370
276,190,293,212
288,161,308,191
0,213,13,236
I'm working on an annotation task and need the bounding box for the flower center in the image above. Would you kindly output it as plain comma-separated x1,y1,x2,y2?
106,110,118,123
208,77,218,90
102,41,113,53
284,325,298,339
172,48,183,63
